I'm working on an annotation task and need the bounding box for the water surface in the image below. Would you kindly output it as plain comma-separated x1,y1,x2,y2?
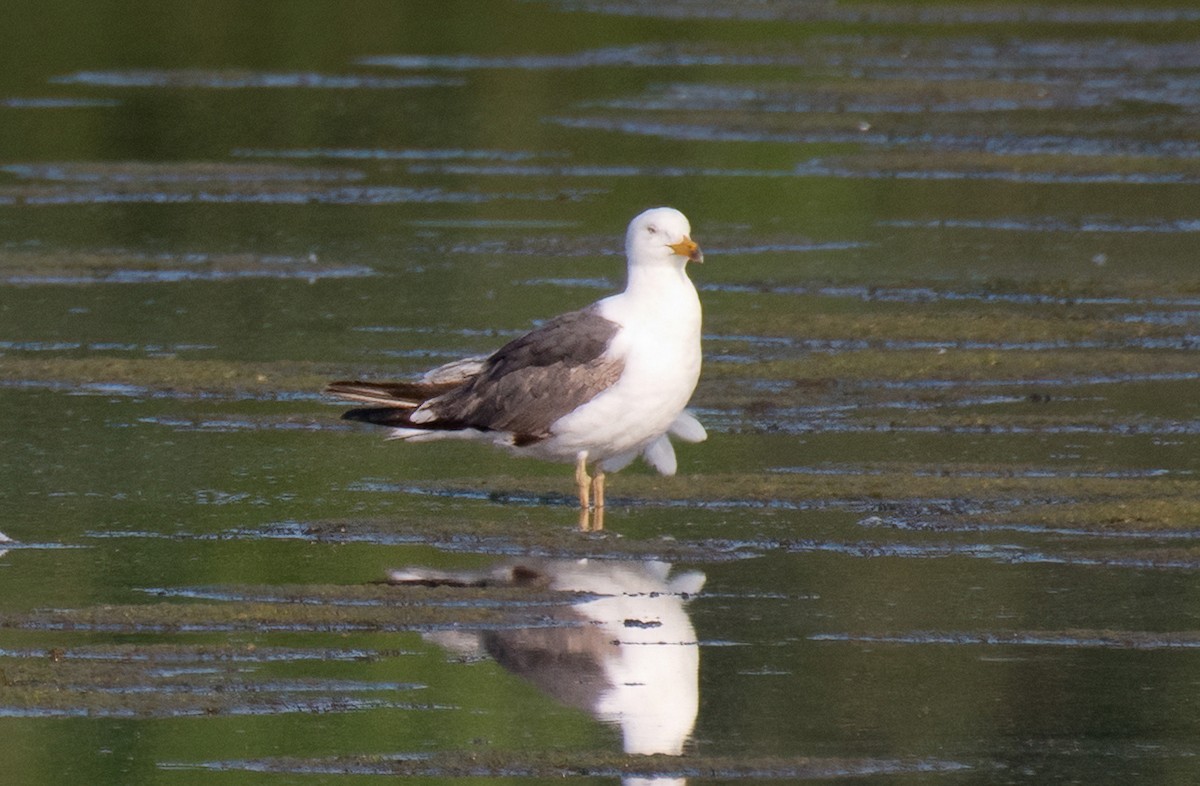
2,1,1199,783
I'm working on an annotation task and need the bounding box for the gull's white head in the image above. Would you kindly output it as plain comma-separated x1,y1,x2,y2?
625,206,703,268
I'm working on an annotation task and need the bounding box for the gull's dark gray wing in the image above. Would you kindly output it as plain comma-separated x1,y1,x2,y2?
419,305,624,443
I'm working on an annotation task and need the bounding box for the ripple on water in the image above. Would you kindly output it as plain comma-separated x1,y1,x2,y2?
696,281,1200,308
810,630,1200,650
0,340,217,354
791,158,1200,185
707,333,1200,356
232,147,557,163
5,267,373,285
550,2,1200,25
0,379,327,404
857,515,1200,540
1,97,122,109
1,163,579,206
778,465,1175,482
882,217,1200,234
0,248,376,286
161,751,969,779
4,186,505,207
403,162,810,179
2,162,364,183
0,644,396,663
135,416,331,433
550,116,1200,169
357,45,790,71
52,70,462,89
742,413,1200,437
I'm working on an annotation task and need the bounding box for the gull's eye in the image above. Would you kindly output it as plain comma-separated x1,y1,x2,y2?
647,224,658,234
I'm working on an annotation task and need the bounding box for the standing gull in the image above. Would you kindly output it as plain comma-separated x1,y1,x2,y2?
326,207,706,525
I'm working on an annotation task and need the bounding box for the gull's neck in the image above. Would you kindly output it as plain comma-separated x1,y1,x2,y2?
623,259,693,299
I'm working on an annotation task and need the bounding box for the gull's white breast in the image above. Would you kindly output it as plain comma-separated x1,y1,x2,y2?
537,270,702,464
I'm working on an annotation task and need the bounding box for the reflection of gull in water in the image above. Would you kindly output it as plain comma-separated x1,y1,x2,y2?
390,558,705,758
0,531,11,560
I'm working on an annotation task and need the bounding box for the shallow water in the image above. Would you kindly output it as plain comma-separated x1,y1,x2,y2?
2,1,1200,783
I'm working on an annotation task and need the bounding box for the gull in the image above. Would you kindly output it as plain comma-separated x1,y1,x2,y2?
326,207,706,526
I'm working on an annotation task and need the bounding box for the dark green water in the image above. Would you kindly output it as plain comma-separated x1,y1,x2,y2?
3,2,1200,783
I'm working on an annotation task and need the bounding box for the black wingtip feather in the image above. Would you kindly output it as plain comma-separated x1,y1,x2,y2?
341,407,416,427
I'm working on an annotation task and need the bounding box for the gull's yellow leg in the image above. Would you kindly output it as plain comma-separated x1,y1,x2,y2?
589,470,606,530
574,452,590,510
592,470,606,510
